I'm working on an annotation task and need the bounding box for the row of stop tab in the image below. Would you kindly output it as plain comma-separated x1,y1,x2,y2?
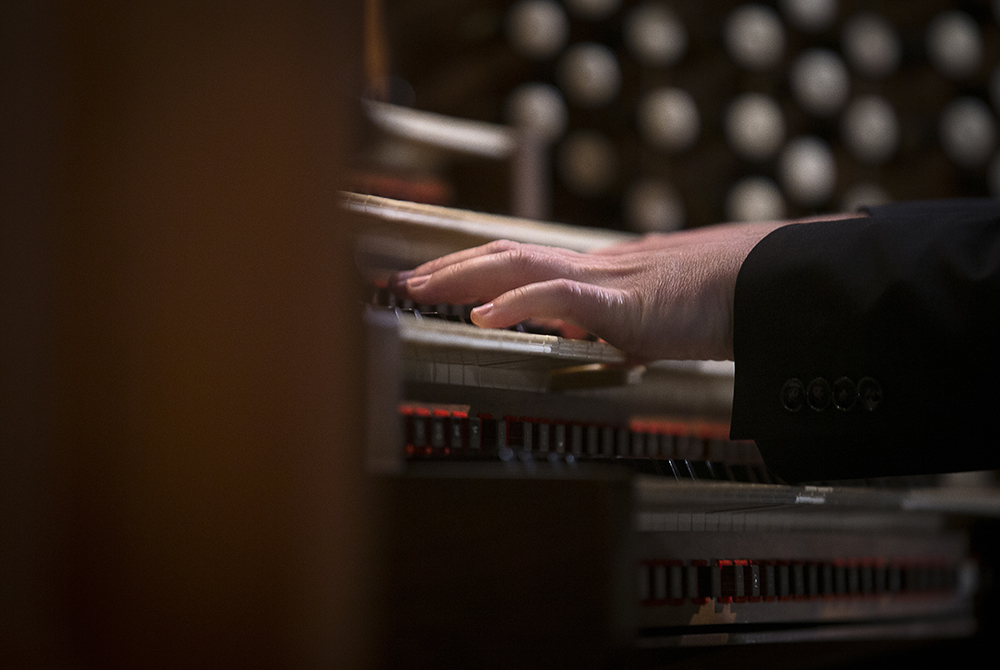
400,403,760,464
638,558,960,606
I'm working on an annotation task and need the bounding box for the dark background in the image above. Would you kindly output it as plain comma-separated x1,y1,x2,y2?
375,0,1000,229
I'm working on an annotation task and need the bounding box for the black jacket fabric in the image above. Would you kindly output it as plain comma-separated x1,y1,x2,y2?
730,199,1000,482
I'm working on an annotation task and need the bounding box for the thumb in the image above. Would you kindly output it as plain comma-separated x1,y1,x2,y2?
471,278,632,345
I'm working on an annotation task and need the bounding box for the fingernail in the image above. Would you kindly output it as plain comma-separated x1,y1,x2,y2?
406,275,429,290
471,302,493,318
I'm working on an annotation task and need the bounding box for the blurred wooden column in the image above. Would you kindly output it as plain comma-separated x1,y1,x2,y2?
1,1,370,667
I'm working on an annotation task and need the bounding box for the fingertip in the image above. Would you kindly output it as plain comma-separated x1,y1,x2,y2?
470,302,493,324
405,275,429,292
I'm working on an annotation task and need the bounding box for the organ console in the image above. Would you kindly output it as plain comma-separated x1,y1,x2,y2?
349,192,1000,668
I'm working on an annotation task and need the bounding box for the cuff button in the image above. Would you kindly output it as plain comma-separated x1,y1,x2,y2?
807,377,832,411
781,378,805,412
832,377,858,411
857,377,882,411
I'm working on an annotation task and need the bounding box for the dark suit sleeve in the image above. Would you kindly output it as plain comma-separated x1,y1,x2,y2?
730,199,1000,482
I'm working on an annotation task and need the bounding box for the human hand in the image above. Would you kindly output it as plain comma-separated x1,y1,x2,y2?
591,212,863,256
390,215,860,361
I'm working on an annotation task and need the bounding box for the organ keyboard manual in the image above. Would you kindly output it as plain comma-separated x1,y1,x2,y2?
345,192,1000,668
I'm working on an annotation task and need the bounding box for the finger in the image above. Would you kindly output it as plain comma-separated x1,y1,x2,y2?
412,238,582,277
556,322,593,340
470,278,632,346
403,244,592,305
520,317,592,340
413,239,519,275
386,240,516,294
391,240,582,296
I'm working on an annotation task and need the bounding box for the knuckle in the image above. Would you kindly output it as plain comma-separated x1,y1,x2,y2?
485,239,518,254
501,246,538,272
506,284,533,302
547,278,585,319
551,277,579,296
